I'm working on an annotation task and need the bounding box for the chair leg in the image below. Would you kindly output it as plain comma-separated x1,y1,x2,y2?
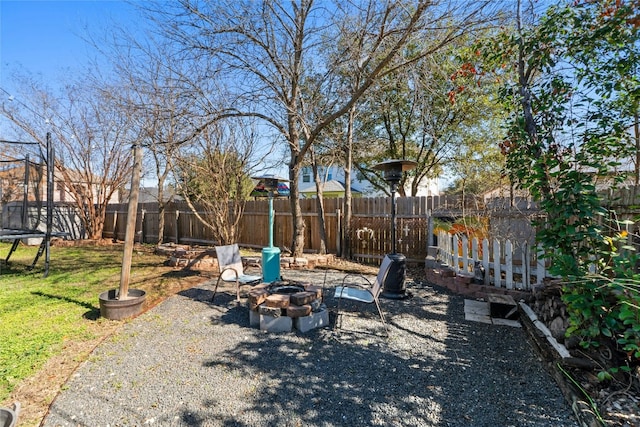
373,298,389,336
235,279,240,302
334,295,344,330
211,276,223,302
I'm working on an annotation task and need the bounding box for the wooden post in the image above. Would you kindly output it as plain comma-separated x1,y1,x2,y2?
111,210,118,242
175,210,180,244
119,144,142,299
140,208,146,244
336,208,341,257
427,209,433,247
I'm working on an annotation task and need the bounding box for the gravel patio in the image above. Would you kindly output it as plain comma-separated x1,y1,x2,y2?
41,268,578,426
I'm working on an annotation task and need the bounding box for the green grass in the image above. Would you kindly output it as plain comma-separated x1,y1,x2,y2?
0,241,201,402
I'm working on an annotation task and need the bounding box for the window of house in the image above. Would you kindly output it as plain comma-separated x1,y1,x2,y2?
56,181,66,202
302,168,311,183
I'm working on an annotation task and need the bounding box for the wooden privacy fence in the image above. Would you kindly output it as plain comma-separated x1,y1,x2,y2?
435,231,548,291
103,196,449,264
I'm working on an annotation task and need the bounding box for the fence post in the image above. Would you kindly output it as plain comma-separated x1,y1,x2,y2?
336,208,341,257
175,210,180,244
111,209,117,241
140,208,146,244
427,210,433,247
493,238,501,288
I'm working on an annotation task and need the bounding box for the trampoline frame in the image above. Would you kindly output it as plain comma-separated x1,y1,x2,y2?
0,133,60,277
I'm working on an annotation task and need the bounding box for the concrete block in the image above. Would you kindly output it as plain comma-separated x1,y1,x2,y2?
259,305,282,317
249,309,260,327
260,314,292,332
294,308,329,333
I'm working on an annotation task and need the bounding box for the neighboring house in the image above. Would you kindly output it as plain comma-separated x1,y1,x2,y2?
298,165,439,198
0,161,39,203
118,186,183,204
299,180,362,199
54,169,120,204
0,156,122,205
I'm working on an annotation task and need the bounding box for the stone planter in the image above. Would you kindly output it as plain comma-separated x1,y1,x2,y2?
99,289,146,320
0,402,19,427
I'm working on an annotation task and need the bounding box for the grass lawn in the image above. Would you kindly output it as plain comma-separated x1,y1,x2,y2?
0,240,209,425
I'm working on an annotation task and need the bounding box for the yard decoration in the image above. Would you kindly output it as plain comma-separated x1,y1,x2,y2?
99,143,146,320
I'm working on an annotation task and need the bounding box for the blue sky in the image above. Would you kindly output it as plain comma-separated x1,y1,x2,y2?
0,0,140,93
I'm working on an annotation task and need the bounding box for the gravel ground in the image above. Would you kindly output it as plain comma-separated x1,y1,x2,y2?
42,268,578,427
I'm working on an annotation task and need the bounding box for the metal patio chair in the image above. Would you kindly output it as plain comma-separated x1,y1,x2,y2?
333,255,392,335
212,244,262,302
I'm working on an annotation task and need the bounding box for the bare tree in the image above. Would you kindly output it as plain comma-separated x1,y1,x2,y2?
173,118,260,245
103,37,202,244
145,0,498,257
1,74,135,239
321,1,499,256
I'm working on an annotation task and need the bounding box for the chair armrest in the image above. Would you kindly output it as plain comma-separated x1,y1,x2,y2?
220,266,240,281
340,274,373,290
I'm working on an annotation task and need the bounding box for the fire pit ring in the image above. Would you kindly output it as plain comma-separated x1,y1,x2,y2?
247,280,329,333
268,283,306,295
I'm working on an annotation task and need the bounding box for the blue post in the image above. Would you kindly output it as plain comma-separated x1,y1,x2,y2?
262,191,281,282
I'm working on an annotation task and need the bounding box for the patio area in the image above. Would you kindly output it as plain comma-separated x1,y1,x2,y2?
41,267,578,426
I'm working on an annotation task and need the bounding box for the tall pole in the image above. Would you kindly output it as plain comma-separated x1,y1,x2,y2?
44,133,53,277
23,154,29,229
390,183,397,254
268,191,274,248
119,143,142,299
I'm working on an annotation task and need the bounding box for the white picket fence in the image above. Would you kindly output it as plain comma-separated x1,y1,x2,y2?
436,231,549,291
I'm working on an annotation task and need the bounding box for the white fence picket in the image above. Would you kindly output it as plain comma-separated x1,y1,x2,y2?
436,231,547,291
453,235,459,272
482,238,490,286
505,239,513,289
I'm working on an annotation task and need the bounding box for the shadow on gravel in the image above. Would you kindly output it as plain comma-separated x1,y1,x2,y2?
177,276,578,427
40,271,578,427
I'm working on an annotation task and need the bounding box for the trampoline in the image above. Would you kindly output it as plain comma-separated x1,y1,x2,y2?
0,133,63,277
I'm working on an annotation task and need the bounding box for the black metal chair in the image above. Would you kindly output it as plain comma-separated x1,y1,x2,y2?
333,255,392,335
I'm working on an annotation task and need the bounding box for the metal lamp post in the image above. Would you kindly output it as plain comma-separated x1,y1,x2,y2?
373,159,418,299
252,175,289,282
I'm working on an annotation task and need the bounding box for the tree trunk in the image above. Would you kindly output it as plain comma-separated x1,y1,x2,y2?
342,106,355,259
310,149,327,255
289,159,305,257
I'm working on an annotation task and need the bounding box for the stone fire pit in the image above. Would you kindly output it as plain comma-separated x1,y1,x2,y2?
247,281,329,333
